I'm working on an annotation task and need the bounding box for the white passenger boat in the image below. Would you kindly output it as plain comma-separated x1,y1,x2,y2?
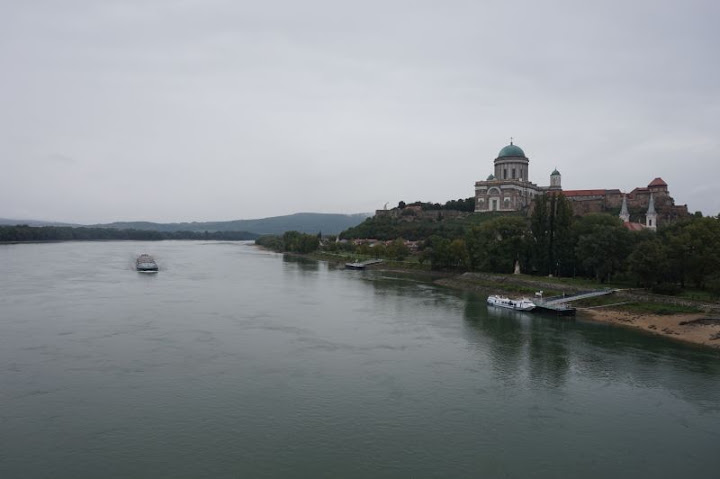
487,295,536,311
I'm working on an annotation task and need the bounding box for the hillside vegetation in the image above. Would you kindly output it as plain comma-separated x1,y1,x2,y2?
0,225,258,242
91,212,368,235
267,194,720,297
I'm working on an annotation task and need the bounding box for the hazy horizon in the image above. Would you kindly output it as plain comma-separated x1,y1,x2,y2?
0,210,371,226
2,0,718,223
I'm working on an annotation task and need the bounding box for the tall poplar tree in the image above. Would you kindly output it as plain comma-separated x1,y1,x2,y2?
530,193,573,276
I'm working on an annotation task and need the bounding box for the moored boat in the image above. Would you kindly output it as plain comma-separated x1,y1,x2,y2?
487,295,536,311
345,259,383,270
345,262,366,270
136,254,158,272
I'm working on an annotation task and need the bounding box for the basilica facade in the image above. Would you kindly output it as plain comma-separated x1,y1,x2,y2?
474,142,559,213
474,142,689,228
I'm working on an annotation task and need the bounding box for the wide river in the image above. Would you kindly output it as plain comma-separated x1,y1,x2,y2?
2,241,720,478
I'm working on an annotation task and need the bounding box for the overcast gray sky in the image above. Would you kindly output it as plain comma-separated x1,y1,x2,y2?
1,0,718,223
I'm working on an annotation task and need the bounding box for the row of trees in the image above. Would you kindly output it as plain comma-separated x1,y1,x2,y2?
255,231,320,254
0,225,258,242
421,194,720,291
252,194,719,292
342,210,514,241
397,197,476,212
346,238,411,261
258,232,412,261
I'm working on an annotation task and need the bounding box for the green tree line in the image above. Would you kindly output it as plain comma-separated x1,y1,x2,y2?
397,197,476,212
255,231,320,254
0,225,258,242
420,194,720,291
342,210,519,241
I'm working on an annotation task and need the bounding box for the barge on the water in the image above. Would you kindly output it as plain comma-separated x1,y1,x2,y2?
136,254,158,272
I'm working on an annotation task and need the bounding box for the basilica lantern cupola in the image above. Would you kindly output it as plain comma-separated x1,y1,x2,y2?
494,140,529,182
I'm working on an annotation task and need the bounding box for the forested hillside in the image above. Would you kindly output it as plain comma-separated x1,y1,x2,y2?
92,212,368,235
0,225,258,242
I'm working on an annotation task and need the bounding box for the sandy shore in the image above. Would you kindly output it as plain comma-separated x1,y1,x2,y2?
581,309,720,349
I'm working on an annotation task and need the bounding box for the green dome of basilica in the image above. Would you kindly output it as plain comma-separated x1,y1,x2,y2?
497,143,526,158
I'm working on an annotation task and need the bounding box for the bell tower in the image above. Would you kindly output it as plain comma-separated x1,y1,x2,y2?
619,195,630,222
550,168,561,190
645,193,657,230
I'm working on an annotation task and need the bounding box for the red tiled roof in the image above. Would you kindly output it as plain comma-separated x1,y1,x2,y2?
561,189,607,197
623,222,645,231
648,177,667,187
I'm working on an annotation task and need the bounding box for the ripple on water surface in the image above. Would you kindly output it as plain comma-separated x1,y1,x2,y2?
1,241,720,478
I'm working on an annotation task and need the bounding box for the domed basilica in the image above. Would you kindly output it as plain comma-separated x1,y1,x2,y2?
474,141,688,229
474,141,561,213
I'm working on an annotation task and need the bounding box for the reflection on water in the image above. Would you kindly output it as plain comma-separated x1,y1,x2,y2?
2,241,720,479
460,291,720,411
282,253,320,271
527,318,570,388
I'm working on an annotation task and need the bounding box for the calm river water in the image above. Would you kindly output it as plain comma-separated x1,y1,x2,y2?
2,241,720,478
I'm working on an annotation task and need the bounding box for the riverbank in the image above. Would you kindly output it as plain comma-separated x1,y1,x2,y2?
263,246,720,350
434,272,720,350
580,309,720,349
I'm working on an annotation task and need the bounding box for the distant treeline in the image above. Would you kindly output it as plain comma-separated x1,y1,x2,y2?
0,225,258,242
87,212,368,235
397,197,476,212
255,231,320,254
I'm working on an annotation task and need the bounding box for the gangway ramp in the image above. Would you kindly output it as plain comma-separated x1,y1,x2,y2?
345,259,383,270
534,289,616,316
543,289,616,306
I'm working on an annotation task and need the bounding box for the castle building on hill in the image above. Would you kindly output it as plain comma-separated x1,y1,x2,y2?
474,141,689,227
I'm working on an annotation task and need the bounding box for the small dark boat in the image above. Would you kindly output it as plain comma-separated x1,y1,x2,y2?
345,259,383,270
136,254,158,272
345,261,366,270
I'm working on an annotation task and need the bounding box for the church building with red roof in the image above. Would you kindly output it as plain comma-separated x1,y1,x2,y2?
474,142,689,228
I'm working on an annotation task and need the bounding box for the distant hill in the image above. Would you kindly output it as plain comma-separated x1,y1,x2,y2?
0,218,80,227
91,213,370,235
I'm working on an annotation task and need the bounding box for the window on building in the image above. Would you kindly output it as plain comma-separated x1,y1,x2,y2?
512,168,516,179
503,169,507,179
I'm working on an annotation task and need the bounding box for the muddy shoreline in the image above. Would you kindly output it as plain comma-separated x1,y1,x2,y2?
580,309,720,349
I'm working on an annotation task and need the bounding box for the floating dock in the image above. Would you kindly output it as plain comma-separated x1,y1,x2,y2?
534,302,577,316
533,289,616,316
345,259,383,270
